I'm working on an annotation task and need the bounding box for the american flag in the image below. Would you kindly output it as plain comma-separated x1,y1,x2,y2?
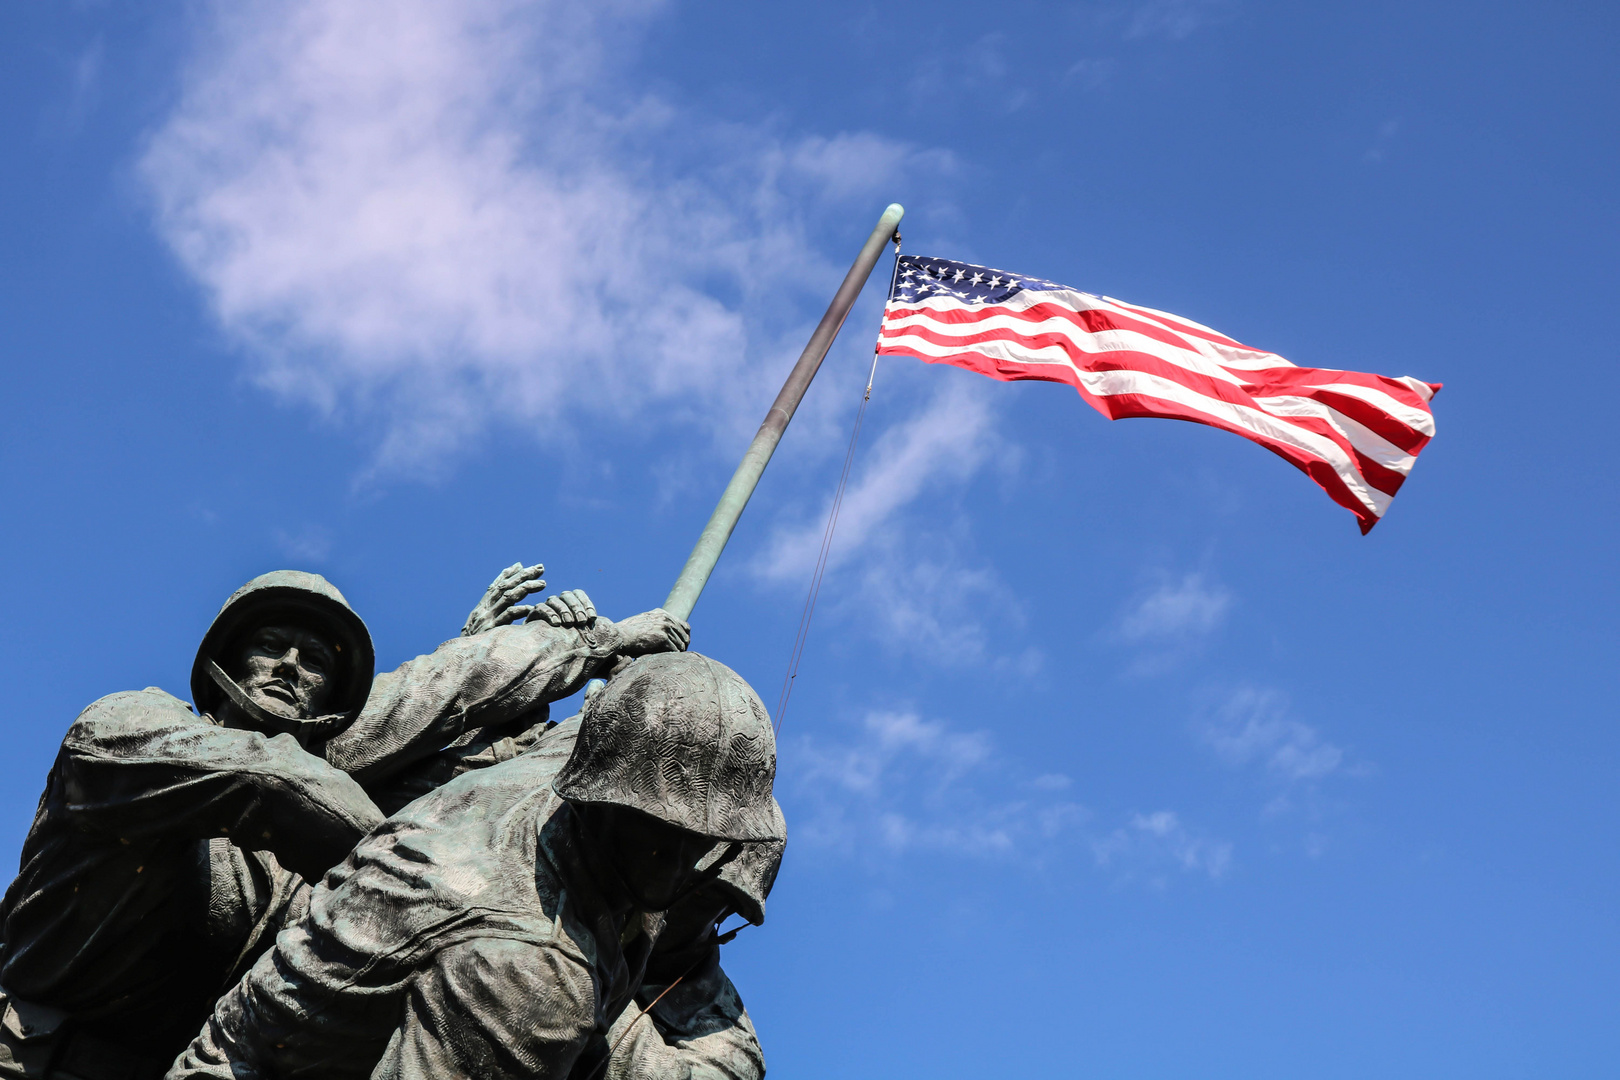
877,255,1440,533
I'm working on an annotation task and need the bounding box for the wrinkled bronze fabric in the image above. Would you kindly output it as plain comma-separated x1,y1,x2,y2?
0,621,622,1072
171,720,772,1080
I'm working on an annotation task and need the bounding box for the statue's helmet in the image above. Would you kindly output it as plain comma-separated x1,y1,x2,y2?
705,796,786,925
190,571,375,728
554,652,782,844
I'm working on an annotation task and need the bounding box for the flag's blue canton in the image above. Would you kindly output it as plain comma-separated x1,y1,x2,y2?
889,254,1069,307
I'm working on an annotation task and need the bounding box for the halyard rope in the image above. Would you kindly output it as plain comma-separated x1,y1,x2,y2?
772,234,901,735
585,912,749,1080
594,237,903,1076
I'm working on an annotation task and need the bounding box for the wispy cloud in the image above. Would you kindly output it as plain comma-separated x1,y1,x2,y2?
1092,810,1232,881
41,36,103,137
908,32,1032,113
1199,685,1344,782
804,710,995,795
790,709,1039,858
1119,571,1232,642
1063,58,1119,91
140,0,945,473
1125,0,1235,40
754,380,1023,666
787,708,1224,885
274,523,332,563
852,550,1009,666
1111,569,1232,674
756,382,999,582
1365,118,1401,163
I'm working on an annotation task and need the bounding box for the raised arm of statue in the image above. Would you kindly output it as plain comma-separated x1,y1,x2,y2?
58,689,384,881
460,560,612,638
324,619,620,784
326,610,690,786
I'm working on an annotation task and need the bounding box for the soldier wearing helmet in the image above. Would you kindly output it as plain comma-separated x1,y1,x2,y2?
172,652,785,1080
0,568,688,1080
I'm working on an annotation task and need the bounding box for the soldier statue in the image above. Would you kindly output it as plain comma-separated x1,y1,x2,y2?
0,567,689,1079
170,652,784,1080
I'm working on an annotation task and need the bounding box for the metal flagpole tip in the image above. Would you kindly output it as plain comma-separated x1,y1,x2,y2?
660,200,912,623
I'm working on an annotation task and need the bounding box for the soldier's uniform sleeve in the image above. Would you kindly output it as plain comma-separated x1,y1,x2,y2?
166,922,400,1080
362,712,556,817
374,938,600,1080
203,839,313,990
603,952,765,1080
59,689,384,881
326,620,625,786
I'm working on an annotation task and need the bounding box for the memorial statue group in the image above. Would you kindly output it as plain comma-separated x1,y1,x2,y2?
0,566,784,1080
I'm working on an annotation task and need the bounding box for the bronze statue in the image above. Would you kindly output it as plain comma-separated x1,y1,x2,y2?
0,568,688,1079
170,652,783,1080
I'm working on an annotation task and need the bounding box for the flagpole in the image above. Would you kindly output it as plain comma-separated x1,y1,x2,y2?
663,203,904,622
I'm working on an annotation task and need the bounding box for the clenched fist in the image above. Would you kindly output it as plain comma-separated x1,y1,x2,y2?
611,609,691,656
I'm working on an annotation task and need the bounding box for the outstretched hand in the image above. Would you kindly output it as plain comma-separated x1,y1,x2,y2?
461,562,548,636
525,589,598,629
464,563,686,661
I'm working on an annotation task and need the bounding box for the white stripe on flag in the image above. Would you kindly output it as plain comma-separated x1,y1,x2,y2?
877,254,1439,530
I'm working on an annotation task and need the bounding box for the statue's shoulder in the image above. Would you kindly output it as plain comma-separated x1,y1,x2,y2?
353,737,577,918
309,774,571,970
395,734,572,826
66,687,199,743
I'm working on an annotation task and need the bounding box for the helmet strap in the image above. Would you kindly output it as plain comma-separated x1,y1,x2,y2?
206,659,351,745
657,841,744,912
715,914,750,945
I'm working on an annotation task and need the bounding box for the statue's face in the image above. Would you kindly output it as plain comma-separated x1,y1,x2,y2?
235,624,338,721
580,804,713,912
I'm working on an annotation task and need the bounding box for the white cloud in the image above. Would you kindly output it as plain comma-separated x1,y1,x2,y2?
908,32,1032,112
274,523,332,562
756,381,999,583
1063,58,1119,91
852,553,1003,664
1365,118,1401,163
783,133,954,206
140,0,944,471
1200,685,1344,782
788,709,1225,887
788,709,1086,860
140,0,1024,669
1119,571,1231,642
1091,809,1232,880
43,36,103,137
1125,0,1233,40
753,379,1020,665
804,709,993,795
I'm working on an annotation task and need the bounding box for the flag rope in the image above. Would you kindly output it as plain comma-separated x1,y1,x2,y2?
581,908,755,1080
773,234,901,735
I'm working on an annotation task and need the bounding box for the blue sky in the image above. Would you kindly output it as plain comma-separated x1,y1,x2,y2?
2,2,1616,1076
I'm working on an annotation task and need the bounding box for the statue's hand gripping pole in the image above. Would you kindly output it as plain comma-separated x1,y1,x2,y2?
662,203,905,622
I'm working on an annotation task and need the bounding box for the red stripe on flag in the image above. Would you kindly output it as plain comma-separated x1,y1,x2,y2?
882,337,1384,532
878,268,1438,531
1097,297,1252,350
882,319,1287,415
